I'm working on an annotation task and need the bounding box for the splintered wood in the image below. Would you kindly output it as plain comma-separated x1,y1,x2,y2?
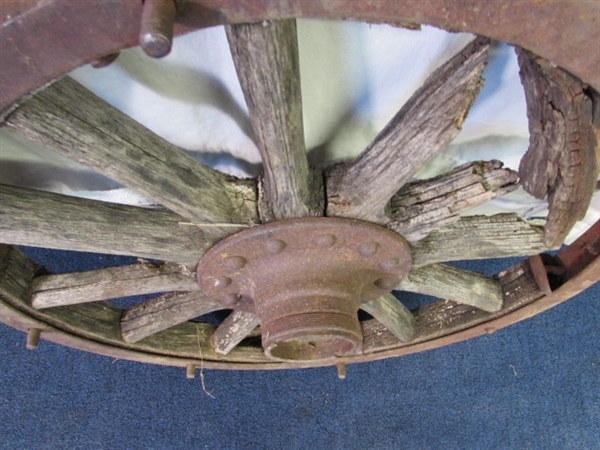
517,48,598,248
391,160,519,242
325,37,489,223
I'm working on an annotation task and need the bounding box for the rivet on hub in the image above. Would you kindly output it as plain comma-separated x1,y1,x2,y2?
213,277,232,289
264,239,286,255
314,233,337,248
224,256,247,271
357,241,380,256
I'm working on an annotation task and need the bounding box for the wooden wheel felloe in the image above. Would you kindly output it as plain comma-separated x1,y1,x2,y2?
0,1,598,371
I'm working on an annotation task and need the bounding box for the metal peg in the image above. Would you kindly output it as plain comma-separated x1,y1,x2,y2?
26,328,41,350
186,364,196,379
337,362,346,380
139,0,176,58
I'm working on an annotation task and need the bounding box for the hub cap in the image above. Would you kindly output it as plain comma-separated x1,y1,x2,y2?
197,217,413,361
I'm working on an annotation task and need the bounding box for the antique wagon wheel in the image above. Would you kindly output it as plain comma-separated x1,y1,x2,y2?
0,1,598,373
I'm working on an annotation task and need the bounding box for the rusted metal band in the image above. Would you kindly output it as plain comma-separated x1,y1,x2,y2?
1,0,599,117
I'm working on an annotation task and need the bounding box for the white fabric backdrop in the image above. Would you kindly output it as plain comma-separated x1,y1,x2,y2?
1,20,597,243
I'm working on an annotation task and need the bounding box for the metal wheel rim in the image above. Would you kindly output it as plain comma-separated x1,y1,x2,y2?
0,0,598,370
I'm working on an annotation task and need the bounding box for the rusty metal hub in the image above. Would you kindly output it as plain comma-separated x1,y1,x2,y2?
197,217,412,361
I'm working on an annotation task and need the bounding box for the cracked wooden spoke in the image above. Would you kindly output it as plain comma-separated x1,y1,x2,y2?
3,76,258,225
517,48,598,248
412,214,547,268
361,260,545,353
212,310,261,355
398,264,503,312
326,37,489,223
361,293,415,343
0,184,204,265
390,160,519,242
121,291,222,343
227,19,322,221
31,262,198,309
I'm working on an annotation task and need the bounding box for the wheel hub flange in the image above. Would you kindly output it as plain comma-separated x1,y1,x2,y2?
197,217,412,362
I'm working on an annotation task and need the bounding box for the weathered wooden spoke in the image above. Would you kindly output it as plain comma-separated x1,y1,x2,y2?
121,291,222,343
361,259,547,353
325,37,489,223
361,294,415,343
390,160,519,242
516,48,598,248
212,310,261,355
31,262,198,309
227,19,323,221
398,264,503,312
3,76,258,225
0,184,204,265
412,214,547,268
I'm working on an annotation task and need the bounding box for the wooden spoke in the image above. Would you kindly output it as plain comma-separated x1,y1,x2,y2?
0,247,266,362
412,214,547,268
226,20,322,221
31,262,198,309
516,48,597,248
0,184,204,265
361,293,415,343
326,37,489,223
362,260,545,353
3,76,258,225
398,264,503,312
121,291,222,343
212,310,261,355
390,160,519,242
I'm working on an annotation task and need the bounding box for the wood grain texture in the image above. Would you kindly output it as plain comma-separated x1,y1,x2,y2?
32,262,198,309
361,293,415,343
398,263,503,312
412,214,547,268
390,160,519,242
3,76,258,225
212,310,261,355
2,276,268,362
517,48,598,248
0,245,548,364
0,184,205,265
0,245,37,311
362,260,543,353
121,291,222,343
326,37,489,223
226,19,323,221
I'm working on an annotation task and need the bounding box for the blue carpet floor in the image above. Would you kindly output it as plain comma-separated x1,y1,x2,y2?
1,248,598,450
